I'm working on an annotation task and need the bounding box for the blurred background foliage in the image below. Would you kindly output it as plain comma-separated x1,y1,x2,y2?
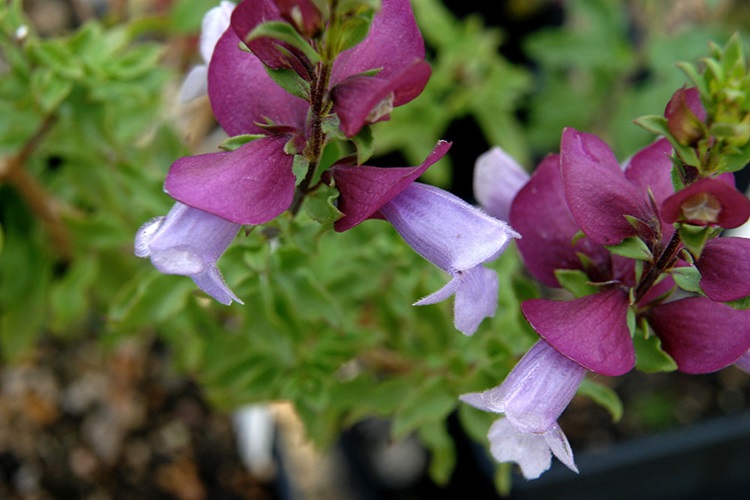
1,0,749,495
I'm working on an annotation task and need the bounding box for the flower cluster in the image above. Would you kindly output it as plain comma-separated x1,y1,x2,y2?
136,0,517,331
463,86,750,478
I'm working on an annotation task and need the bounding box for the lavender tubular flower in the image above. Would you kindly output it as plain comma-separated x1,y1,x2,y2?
378,182,519,335
135,203,242,305
460,340,584,479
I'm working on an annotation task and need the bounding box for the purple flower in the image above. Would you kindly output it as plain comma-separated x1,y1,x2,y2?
329,141,518,334
378,182,519,334
135,203,242,305
223,0,430,137
472,147,530,222
165,136,297,225
511,128,750,375
460,340,584,479
166,0,431,226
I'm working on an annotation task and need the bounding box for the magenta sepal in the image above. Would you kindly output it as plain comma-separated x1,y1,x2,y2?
329,140,451,232
660,177,750,229
510,154,610,288
329,0,429,136
331,60,431,137
521,289,635,376
230,0,312,78
208,27,308,136
647,297,750,374
560,128,653,245
698,237,750,302
165,136,296,225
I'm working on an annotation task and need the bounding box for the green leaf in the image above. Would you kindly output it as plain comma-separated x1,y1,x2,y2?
633,114,669,136
391,378,456,441
553,269,599,298
606,236,653,261
418,421,455,485
292,154,310,185
578,378,623,422
218,134,265,151
304,183,342,225
669,265,703,293
634,326,678,373
678,223,715,259
247,20,321,64
726,295,750,310
350,124,374,164
31,68,73,112
265,66,311,100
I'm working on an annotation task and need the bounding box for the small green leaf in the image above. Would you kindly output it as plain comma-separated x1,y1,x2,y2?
304,183,342,225
265,66,311,100
606,236,653,261
633,114,668,136
554,269,598,298
247,20,321,64
634,325,678,373
350,124,374,164
292,154,310,185
391,378,455,441
669,265,703,293
578,378,623,422
678,223,715,259
31,68,73,112
727,295,750,310
218,134,265,151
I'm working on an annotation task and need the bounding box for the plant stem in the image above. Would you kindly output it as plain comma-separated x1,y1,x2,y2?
0,115,72,261
633,230,682,304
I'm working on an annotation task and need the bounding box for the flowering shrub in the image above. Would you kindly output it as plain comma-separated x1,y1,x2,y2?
2,0,750,493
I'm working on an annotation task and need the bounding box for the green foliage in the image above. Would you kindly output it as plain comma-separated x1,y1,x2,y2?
524,0,732,158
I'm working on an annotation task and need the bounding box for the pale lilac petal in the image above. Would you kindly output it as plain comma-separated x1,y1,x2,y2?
179,65,209,103
487,418,553,480
734,350,750,374
460,340,585,431
453,266,499,335
543,423,578,474
414,274,460,306
379,183,519,272
698,237,750,302
199,1,235,63
417,266,499,335
522,290,635,376
647,297,750,374
561,128,653,245
165,136,295,225
473,147,530,221
497,340,585,434
135,203,242,305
